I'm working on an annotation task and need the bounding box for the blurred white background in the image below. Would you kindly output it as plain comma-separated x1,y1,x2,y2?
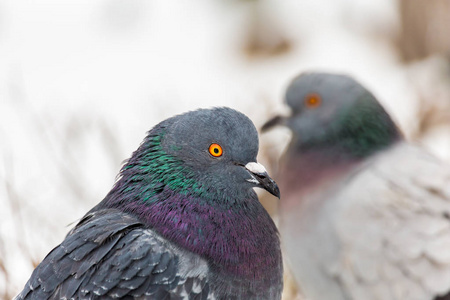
1,0,449,299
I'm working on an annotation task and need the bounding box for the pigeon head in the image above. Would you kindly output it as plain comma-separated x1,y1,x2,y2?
263,72,402,158
157,107,280,199
103,107,279,210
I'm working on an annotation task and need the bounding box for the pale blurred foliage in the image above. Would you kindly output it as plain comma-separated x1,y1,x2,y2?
0,0,449,299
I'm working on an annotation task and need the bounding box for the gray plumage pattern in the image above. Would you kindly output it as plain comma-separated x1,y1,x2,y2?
19,210,210,300
263,72,450,300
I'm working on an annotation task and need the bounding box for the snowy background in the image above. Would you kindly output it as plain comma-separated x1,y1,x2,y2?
1,0,450,299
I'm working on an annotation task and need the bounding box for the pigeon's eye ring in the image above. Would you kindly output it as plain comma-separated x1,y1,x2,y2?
304,93,321,108
209,143,223,157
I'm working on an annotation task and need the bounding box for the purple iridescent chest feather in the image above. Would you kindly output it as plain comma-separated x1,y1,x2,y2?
102,186,280,279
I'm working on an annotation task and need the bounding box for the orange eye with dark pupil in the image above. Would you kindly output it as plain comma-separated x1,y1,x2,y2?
209,143,223,157
305,93,321,108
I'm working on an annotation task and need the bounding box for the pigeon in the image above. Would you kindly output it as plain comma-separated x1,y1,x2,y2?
262,72,450,300
17,107,283,300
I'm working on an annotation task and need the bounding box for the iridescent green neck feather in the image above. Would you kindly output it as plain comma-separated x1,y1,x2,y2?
295,95,402,159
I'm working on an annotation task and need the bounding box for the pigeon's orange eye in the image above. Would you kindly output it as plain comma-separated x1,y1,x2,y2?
305,93,321,108
209,143,223,157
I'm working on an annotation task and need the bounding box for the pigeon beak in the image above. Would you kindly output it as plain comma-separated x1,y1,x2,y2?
261,115,286,132
261,105,292,132
245,162,280,199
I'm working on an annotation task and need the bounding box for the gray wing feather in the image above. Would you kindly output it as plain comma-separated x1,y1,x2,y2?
329,143,450,300
16,209,210,300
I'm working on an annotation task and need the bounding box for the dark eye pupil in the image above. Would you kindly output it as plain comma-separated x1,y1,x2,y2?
214,148,219,153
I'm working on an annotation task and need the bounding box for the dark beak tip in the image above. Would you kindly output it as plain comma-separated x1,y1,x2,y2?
256,173,280,199
261,115,283,132
273,185,281,199
267,181,280,199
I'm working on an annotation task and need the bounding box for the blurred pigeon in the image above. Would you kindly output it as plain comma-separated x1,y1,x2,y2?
17,107,282,299
263,73,450,300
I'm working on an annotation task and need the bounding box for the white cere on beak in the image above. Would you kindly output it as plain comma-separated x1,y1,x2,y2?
245,162,267,175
